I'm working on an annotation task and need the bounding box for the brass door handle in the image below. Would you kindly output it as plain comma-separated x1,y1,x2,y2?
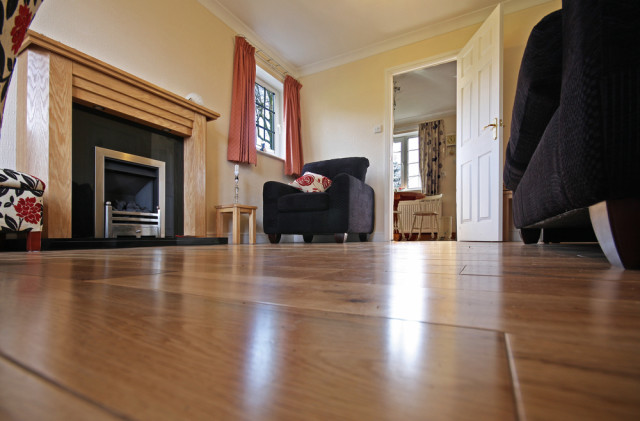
483,118,504,140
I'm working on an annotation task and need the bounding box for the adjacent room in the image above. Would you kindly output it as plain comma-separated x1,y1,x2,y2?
0,0,638,420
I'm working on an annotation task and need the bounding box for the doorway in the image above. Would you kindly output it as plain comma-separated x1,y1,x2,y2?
390,60,457,242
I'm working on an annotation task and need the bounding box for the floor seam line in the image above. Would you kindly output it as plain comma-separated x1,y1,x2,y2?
0,349,132,421
504,333,527,421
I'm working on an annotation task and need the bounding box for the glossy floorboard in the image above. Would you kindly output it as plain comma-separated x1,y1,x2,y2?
0,242,639,420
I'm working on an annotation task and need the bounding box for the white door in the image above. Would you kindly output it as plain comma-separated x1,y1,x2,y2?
456,4,503,241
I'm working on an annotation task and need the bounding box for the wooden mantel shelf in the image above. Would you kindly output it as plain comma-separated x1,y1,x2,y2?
16,31,220,238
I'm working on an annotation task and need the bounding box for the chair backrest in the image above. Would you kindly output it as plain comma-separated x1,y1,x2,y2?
417,194,443,215
302,157,369,182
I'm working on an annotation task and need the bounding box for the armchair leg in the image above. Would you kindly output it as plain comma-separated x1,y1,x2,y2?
303,234,313,243
359,233,369,242
27,232,41,252
589,199,640,269
268,234,281,244
334,233,348,243
520,228,541,244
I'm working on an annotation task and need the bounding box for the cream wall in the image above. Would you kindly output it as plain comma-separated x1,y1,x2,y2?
1,0,561,242
299,1,561,240
2,0,289,240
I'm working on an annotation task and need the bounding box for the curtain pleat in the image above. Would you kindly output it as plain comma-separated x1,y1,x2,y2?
227,36,257,165
418,120,445,195
284,75,303,176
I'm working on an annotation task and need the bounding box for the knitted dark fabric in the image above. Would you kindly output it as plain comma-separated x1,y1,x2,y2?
263,157,374,236
509,0,640,228
504,10,562,191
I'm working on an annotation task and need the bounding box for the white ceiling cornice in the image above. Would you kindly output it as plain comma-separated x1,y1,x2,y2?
298,0,553,76
198,0,555,78
197,0,301,77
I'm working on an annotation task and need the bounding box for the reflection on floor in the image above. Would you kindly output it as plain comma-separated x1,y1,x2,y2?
0,241,638,420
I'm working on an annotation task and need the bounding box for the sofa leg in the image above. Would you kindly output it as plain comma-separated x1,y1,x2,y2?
303,234,313,243
334,233,347,243
267,234,281,244
358,233,369,242
589,199,640,269
26,232,41,252
519,228,541,244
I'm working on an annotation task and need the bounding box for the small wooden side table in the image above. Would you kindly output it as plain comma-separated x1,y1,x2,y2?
215,204,257,244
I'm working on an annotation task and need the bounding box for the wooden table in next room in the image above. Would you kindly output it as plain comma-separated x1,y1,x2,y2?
215,204,257,244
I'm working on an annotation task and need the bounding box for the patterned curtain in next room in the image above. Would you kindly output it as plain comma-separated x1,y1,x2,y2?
418,119,445,195
227,36,257,165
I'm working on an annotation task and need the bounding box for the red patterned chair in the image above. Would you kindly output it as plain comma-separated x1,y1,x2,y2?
0,169,45,251
0,2,44,251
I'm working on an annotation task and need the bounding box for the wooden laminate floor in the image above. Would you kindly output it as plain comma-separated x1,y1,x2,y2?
0,241,639,420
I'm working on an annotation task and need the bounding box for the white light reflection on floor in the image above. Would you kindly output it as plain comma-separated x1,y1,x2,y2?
385,245,429,391
242,307,280,415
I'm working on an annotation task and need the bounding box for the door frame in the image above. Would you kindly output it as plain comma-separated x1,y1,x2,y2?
383,51,459,241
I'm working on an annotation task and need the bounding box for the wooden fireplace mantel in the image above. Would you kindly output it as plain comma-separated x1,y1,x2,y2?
15,31,220,238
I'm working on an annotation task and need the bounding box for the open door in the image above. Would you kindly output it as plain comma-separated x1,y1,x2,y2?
456,4,503,241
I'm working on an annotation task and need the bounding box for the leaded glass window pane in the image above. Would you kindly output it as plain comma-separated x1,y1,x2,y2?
255,82,276,151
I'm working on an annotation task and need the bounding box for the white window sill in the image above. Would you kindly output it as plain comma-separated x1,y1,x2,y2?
258,150,285,162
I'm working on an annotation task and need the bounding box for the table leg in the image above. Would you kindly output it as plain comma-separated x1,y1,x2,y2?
216,210,223,238
249,209,256,244
232,207,240,244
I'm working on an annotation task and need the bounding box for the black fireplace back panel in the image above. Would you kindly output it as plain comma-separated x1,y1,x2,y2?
72,104,184,238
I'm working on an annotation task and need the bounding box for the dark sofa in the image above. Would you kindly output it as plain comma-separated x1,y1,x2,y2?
504,0,640,268
263,157,374,243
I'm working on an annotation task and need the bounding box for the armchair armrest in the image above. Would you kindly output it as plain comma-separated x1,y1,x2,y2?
327,173,375,233
262,181,300,233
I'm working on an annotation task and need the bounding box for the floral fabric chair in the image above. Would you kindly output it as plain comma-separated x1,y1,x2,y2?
0,169,45,251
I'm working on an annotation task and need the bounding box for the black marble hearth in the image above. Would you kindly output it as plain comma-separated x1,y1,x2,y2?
72,104,184,238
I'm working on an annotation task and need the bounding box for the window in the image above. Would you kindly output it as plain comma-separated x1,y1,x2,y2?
255,66,283,157
393,134,422,191
255,82,275,151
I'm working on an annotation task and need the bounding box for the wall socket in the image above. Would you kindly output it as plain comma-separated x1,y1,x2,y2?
373,125,383,134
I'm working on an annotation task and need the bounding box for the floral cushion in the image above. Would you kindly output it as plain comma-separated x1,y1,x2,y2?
0,168,45,191
0,168,44,232
0,0,43,129
289,171,332,193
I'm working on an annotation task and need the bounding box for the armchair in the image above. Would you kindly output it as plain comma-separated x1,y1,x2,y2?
0,169,45,251
263,157,374,243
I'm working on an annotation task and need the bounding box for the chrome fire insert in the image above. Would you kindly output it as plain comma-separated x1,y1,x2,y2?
95,147,166,238
105,202,161,238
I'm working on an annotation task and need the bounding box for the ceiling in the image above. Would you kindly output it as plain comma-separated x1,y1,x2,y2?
197,0,550,75
393,61,457,131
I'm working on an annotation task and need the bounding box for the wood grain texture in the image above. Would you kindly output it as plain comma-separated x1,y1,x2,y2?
0,356,119,421
0,242,638,420
20,31,220,122
47,53,73,238
183,114,207,236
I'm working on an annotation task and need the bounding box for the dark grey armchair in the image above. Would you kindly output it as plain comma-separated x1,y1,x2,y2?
263,157,374,243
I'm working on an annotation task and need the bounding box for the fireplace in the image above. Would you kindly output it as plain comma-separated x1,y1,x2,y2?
72,104,183,239
15,31,220,239
95,147,165,238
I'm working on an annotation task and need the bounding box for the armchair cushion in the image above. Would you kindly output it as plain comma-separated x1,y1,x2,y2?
289,171,332,192
278,192,330,212
504,9,562,191
0,169,45,233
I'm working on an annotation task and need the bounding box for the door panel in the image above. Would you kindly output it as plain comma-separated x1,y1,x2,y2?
456,4,503,241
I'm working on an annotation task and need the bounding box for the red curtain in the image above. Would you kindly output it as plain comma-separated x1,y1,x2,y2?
227,36,257,165
284,75,303,176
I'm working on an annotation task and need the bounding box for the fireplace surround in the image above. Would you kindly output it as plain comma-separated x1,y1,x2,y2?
14,31,219,238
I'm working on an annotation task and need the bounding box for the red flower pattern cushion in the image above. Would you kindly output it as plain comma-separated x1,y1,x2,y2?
289,172,332,193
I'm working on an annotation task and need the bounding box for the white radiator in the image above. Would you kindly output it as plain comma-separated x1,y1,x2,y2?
396,195,442,236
